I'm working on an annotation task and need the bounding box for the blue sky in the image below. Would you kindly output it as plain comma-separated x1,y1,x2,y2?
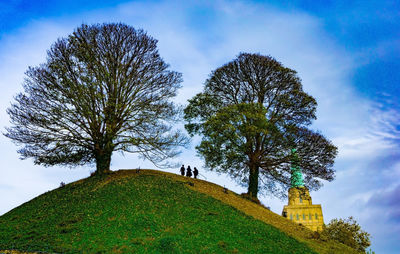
0,1,399,253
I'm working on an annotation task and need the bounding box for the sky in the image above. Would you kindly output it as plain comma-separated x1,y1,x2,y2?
0,0,399,253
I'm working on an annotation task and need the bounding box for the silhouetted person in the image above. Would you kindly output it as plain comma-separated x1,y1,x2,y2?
193,167,199,179
180,165,185,176
186,165,192,177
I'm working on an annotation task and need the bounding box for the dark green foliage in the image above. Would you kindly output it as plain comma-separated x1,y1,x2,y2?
184,53,337,198
5,23,188,174
0,171,317,253
322,217,371,253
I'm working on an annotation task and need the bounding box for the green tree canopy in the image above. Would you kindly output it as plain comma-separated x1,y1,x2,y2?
184,53,337,198
5,23,188,174
322,217,371,252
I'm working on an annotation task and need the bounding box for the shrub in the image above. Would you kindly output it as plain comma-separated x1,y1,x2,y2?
322,216,371,252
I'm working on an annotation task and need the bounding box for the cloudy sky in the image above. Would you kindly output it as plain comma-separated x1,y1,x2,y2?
1,0,399,253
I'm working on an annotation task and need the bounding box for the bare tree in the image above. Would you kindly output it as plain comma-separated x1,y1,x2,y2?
5,23,188,175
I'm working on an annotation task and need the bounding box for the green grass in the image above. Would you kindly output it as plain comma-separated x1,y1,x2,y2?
0,170,353,253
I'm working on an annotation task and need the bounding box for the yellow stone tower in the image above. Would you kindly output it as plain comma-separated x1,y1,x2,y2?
281,149,324,231
282,187,324,231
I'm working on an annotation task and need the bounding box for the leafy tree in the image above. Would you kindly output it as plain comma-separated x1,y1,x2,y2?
184,53,337,198
323,217,371,252
5,23,188,175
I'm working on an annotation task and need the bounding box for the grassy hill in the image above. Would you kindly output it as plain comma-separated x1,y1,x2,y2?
0,169,360,253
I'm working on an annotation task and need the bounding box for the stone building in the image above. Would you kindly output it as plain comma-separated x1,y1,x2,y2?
282,186,324,231
281,149,324,231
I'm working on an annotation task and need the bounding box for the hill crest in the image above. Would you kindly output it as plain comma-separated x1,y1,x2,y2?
0,169,359,253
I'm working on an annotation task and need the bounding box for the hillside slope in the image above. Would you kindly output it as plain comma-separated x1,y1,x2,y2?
0,170,359,253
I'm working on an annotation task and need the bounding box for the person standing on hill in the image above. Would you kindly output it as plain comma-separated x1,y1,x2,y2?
180,165,185,176
193,167,199,179
186,165,192,177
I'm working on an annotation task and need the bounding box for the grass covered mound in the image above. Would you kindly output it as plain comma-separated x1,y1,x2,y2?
0,170,316,253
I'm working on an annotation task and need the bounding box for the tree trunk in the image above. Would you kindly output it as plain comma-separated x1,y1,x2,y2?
95,149,112,175
248,163,260,198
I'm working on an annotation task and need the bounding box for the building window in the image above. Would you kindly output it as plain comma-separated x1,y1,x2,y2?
303,214,306,220
299,196,303,203
290,214,293,220
309,213,312,220
315,213,318,220
296,214,299,220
